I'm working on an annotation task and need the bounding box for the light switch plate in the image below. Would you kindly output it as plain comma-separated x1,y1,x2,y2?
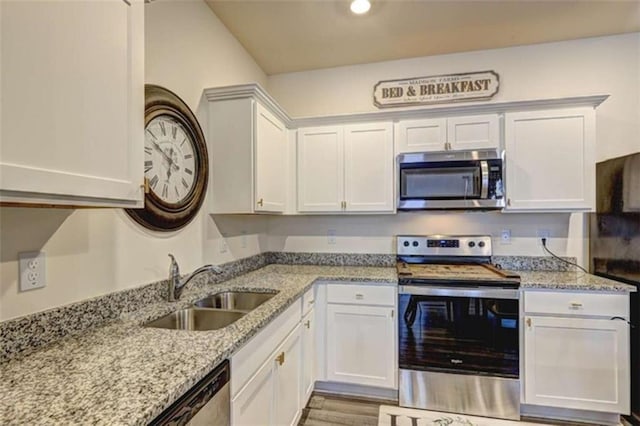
19,251,46,292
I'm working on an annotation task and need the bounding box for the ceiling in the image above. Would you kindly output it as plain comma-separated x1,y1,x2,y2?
205,0,640,75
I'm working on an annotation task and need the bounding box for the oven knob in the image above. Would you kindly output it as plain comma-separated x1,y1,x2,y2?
412,241,419,247
478,241,486,248
468,241,475,248
403,241,410,247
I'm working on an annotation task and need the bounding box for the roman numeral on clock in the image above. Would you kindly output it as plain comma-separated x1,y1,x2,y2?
185,168,193,176
184,154,193,160
182,178,189,188
144,147,152,155
172,126,177,140
162,183,168,199
159,121,166,136
150,175,159,190
144,160,153,172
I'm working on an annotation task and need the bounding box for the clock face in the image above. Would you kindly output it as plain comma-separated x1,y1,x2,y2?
125,84,208,232
144,115,197,205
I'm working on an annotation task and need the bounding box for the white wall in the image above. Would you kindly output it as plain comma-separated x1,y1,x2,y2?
0,0,268,321
268,33,640,162
265,34,640,262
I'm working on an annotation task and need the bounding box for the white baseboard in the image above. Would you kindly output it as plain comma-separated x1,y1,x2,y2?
521,403,622,425
314,381,398,402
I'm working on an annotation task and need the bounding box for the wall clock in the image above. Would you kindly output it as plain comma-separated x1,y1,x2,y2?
126,85,208,231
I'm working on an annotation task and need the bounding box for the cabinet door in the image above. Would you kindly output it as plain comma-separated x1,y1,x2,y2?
447,114,499,150
297,126,344,212
395,118,447,153
231,357,275,426
524,316,630,413
301,309,316,406
343,123,394,212
274,325,302,426
0,0,144,207
255,103,287,212
326,304,396,389
504,108,595,211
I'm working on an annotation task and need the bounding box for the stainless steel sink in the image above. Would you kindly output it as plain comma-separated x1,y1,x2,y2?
193,291,277,312
144,308,245,331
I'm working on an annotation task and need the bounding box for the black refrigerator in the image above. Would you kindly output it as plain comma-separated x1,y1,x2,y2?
590,152,640,425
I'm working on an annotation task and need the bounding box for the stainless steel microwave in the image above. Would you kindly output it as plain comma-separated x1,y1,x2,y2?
397,148,505,210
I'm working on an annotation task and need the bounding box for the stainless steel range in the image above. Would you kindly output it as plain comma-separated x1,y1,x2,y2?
397,235,521,420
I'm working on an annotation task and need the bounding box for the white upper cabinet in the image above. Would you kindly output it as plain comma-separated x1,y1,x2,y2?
297,126,345,212
395,114,499,154
504,108,595,211
204,96,289,214
298,122,394,213
395,118,447,153
255,104,287,212
0,0,144,207
447,114,500,151
344,123,394,212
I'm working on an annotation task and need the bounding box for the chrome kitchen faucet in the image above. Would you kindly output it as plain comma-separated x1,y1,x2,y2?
167,254,223,302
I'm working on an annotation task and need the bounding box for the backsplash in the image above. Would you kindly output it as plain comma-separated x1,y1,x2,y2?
0,252,575,363
0,253,272,363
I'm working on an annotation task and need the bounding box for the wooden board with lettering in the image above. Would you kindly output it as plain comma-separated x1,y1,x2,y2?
373,71,499,108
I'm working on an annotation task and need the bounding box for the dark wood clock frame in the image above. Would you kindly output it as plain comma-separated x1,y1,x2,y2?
125,85,208,231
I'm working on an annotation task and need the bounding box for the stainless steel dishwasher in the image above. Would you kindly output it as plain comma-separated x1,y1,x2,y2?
150,360,230,426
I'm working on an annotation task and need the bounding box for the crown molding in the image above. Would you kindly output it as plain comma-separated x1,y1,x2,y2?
202,83,609,128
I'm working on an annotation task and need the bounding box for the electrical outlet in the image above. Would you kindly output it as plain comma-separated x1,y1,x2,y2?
501,229,512,245
327,229,337,245
19,251,46,292
219,239,228,253
537,229,551,246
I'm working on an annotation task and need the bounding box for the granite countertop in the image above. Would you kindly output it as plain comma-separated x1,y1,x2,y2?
0,263,634,425
519,270,637,292
0,265,396,426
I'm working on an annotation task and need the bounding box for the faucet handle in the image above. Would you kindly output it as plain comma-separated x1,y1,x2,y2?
168,254,180,277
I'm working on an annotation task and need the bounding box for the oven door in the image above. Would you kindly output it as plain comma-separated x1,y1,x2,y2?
399,285,520,378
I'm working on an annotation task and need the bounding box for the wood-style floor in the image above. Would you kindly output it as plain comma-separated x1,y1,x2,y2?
297,393,611,426
298,393,394,426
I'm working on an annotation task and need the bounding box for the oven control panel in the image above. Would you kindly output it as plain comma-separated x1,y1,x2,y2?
397,235,492,257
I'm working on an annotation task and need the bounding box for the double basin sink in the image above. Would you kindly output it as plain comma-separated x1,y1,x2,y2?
145,291,277,331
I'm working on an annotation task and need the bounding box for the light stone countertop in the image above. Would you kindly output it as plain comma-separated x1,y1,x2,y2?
0,265,396,426
519,270,636,292
0,264,634,426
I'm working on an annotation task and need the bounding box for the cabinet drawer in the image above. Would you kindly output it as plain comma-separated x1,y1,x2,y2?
302,287,315,316
327,284,395,306
524,291,629,318
231,298,301,396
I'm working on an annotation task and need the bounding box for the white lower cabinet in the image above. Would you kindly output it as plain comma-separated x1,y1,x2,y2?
232,355,276,425
301,309,316,405
324,284,397,389
523,291,630,415
274,325,302,426
231,300,303,426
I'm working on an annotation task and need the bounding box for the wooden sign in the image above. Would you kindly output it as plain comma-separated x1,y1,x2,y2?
373,71,499,108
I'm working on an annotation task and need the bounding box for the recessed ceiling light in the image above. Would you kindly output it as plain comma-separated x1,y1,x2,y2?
350,0,371,15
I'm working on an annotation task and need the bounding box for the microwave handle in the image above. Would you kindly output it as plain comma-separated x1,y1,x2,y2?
480,161,489,199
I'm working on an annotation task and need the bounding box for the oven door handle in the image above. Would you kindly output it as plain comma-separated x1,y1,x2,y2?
399,285,520,300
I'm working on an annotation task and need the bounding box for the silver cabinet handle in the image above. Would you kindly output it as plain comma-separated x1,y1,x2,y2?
355,294,364,300
569,302,583,309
